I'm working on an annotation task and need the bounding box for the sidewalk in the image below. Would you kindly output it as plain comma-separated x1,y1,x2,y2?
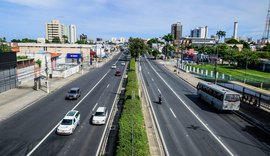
0,63,104,122
159,59,270,133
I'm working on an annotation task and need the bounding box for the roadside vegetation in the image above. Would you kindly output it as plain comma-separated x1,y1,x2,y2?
117,58,150,156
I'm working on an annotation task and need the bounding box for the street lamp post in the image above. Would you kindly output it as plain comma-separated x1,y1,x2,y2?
214,41,219,84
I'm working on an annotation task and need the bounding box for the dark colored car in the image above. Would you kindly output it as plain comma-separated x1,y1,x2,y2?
65,88,81,100
115,70,121,76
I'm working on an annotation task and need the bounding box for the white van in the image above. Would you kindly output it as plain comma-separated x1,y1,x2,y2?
57,110,80,135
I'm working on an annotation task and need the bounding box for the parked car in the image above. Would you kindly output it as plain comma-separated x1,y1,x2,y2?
65,87,81,100
92,107,108,125
111,64,116,69
115,70,121,76
57,110,80,135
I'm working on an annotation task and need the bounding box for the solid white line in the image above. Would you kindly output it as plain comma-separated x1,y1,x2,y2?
26,70,111,156
92,103,98,111
146,59,235,156
139,68,169,156
152,78,154,82
106,84,110,88
170,108,177,118
158,88,161,94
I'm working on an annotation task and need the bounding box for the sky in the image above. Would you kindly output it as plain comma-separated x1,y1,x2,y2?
0,0,268,41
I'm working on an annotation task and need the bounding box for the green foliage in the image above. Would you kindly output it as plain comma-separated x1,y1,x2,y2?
62,35,69,43
117,58,150,156
0,43,11,52
11,38,37,43
147,38,162,48
35,59,42,67
226,39,239,44
17,56,28,60
52,37,61,43
128,38,148,59
76,40,87,44
186,64,270,84
216,30,226,42
257,52,270,59
0,37,6,42
239,40,250,49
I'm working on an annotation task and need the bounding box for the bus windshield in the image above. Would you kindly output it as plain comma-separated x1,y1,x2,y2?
224,94,240,102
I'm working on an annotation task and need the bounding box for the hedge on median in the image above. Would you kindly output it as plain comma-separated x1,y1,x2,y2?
116,58,150,156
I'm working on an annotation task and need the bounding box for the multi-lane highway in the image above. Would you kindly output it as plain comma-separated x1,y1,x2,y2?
0,52,127,156
139,55,270,156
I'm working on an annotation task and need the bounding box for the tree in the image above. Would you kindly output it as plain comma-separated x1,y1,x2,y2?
162,34,174,59
0,37,7,42
52,37,61,43
226,38,239,44
128,38,147,60
239,40,250,49
62,35,69,43
0,44,11,52
216,30,226,43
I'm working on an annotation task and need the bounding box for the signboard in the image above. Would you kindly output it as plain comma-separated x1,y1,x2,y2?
66,53,81,59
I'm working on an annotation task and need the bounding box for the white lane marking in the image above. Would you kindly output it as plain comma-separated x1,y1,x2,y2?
152,78,154,82
170,108,177,118
148,72,150,74
158,88,161,94
106,84,110,88
146,59,234,156
92,103,98,111
26,70,111,156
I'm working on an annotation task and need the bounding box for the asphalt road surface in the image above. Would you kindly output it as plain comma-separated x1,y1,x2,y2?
139,55,270,156
0,52,127,156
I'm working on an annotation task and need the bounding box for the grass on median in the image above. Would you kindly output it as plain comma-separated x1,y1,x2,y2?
116,58,150,156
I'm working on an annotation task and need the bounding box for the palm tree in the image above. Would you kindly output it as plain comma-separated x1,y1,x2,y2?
162,34,174,59
216,30,226,43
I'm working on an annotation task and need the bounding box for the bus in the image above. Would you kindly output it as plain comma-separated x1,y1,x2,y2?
197,81,241,111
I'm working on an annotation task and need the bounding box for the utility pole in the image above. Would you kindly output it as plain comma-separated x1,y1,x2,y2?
45,55,49,93
214,42,218,84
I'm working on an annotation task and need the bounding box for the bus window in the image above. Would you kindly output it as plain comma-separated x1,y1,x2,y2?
224,94,240,102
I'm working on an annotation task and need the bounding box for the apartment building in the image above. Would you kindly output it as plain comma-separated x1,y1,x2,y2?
171,22,183,40
45,19,64,43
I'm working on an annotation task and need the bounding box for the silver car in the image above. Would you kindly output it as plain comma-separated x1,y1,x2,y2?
65,88,81,100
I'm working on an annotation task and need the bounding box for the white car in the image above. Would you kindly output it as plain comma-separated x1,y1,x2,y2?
111,64,116,69
92,107,108,125
121,62,125,66
57,110,80,135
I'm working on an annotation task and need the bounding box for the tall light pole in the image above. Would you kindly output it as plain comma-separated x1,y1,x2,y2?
214,41,219,84
45,55,49,93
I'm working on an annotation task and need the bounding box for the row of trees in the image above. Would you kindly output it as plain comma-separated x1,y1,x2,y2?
144,31,270,69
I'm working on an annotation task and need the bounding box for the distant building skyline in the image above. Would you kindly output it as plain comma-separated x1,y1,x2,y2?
46,19,77,43
190,26,208,38
171,22,182,40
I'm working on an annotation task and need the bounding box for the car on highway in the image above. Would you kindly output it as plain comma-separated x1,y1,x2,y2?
115,70,121,76
111,64,116,69
121,62,125,66
92,107,108,125
57,110,80,135
65,87,81,100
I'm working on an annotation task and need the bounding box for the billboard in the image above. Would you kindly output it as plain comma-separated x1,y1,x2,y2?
66,53,81,59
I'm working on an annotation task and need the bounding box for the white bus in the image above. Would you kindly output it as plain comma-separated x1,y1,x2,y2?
197,81,241,111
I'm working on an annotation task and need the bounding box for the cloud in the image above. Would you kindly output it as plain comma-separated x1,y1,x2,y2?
0,0,268,40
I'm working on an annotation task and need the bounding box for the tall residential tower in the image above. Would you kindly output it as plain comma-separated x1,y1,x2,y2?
45,20,64,43
171,22,182,40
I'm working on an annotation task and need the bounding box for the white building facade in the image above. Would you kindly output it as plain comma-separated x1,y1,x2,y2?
190,26,208,38
45,19,64,42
